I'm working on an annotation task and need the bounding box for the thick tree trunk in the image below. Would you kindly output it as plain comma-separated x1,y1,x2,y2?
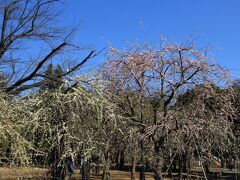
102,164,111,180
102,152,111,180
152,137,164,180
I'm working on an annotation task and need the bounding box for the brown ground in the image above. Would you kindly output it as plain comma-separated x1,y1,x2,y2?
0,167,45,179
0,167,155,180
0,167,237,179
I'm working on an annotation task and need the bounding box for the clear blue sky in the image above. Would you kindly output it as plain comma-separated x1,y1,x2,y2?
59,0,240,78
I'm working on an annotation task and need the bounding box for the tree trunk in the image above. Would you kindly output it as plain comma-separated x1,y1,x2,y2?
51,121,66,179
139,123,145,180
153,138,164,180
119,150,125,170
203,161,210,174
102,153,111,180
82,160,90,180
178,155,183,180
220,157,225,168
131,155,136,180
116,150,124,170
50,144,63,179
116,150,120,170
6,138,13,164
102,165,111,180
153,156,162,180
140,166,145,180
178,153,189,179
52,162,63,180
171,159,177,173
182,154,188,173
139,81,145,180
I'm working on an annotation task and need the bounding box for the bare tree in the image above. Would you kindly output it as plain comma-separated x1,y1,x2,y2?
0,0,96,94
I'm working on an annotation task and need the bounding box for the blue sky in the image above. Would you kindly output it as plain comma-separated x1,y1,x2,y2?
59,0,240,78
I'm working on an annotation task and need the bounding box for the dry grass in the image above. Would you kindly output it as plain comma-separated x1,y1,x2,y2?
0,167,156,180
0,167,45,179
85,170,154,180
2,166,235,180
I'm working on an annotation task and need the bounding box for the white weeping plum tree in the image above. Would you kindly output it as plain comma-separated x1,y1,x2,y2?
21,77,126,179
101,40,236,180
0,91,35,166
